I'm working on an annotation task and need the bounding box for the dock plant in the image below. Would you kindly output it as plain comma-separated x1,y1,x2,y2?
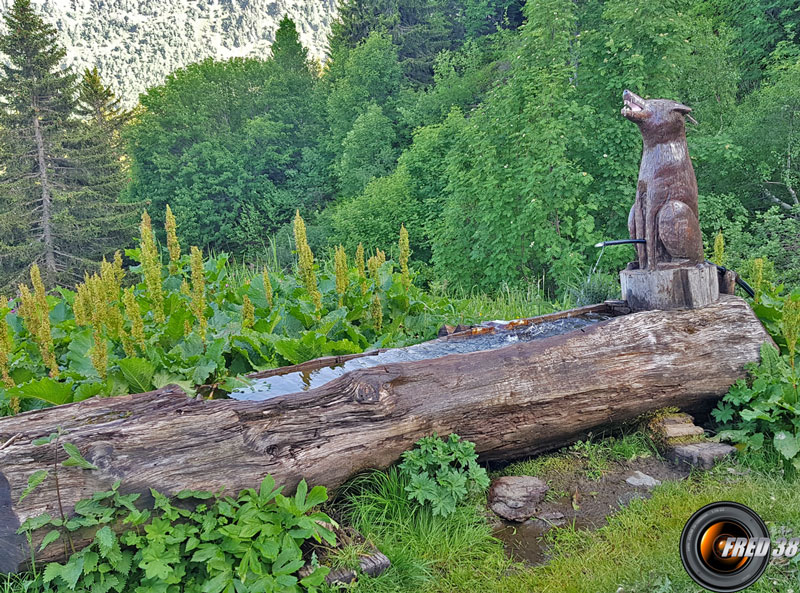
0,208,504,417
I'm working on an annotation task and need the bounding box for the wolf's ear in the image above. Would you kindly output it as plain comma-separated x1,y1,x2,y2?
673,102,692,114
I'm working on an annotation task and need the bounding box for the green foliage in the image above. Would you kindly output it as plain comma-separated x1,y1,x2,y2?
335,103,398,197
0,213,525,417
713,287,800,475
713,342,800,475
0,0,137,289
433,0,595,291
20,476,334,593
126,33,325,254
398,434,489,517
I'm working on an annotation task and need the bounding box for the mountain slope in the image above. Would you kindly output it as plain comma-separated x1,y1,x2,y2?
0,0,337,104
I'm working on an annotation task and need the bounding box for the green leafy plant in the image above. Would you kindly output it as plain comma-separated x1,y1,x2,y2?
398,433,489,517
713,342,800,476
0,210,515,418
20,475,335,593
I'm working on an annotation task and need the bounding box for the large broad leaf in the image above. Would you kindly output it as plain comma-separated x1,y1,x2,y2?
10,377,73,406
66,328,96,376
117,358,156,393
774,431,800,461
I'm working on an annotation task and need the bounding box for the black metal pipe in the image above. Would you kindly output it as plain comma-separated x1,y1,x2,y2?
591,238,756,299
705,260,756,298
594,239,646,248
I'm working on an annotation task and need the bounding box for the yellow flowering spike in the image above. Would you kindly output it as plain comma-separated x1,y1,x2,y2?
73,281,89,326
370,293,383,332
355,243,366,294
8,396,19,415
783,298,800,370
180,279,191,296
184,319,192,337
242,294,255,329
263,266,274,307
367,255,380,285
113,250,124,284
140,210,165,323
713,231,725,267
334,245,348,306
0,315,14,388
399,225,411,291
121,331,136,358
293,211,321,310
19,266,58,377
752,258,764,304
90,329,108,380
190,246,207,341
165,204,181,273
124,287,146,349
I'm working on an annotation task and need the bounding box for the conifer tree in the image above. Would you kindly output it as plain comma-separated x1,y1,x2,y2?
271,16,310,72
0,1,137,289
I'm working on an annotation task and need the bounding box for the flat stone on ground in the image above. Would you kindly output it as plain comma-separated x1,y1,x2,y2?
625,471,662,488
489,476,549,522
662,423,705,439
668,442,737,469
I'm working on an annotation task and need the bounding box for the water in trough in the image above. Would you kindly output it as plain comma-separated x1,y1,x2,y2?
231,313,610,401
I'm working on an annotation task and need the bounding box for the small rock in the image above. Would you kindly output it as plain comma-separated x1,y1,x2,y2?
535,511,566,526
662,423,705,439
625,471,661,488
488,476,549,522
668,442,736,469
617,491,645,507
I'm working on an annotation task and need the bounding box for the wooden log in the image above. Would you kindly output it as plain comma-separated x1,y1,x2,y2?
0,296,770,572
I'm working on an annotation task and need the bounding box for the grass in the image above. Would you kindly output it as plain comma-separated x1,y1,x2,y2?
499,430,659,483
327,441,800,593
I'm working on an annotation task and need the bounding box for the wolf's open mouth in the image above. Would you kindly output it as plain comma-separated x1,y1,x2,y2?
623,99,643,112
621,89,645,116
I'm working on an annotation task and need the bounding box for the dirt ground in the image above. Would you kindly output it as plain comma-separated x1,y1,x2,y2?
492,456,691,564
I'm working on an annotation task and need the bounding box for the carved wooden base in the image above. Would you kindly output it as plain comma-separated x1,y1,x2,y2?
620,262,719,312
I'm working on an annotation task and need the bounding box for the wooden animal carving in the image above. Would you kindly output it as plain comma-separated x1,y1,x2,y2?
622,89,704,270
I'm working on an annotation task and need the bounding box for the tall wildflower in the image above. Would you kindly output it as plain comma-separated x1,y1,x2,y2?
190,246,207,341
713,231,725,267
334,245,348,306
99,256,124,338
18,265,58,377
399,225,411,291
293,211,321,310
165,204,181,274
370,293,383,332
90,329,108,380
140,210,165,323
123,287,145,349
367,250,386,286
783,298,800,371
262,266,274,307
242,294,255,329
0,299,14,389
752,258,764,304
355,243,366,294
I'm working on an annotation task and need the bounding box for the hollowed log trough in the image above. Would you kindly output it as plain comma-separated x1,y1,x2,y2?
0,296,770,572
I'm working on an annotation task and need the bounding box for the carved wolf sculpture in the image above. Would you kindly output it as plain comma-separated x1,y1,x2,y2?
622,89,704,270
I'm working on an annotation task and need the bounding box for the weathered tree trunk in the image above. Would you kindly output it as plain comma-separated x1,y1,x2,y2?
31,112,57,281
0,296,770,572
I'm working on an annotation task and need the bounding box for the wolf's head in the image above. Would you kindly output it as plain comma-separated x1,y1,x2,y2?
621,89,694,139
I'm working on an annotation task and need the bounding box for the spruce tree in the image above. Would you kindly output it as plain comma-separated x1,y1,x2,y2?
73,67,131,204
0,1,137,288
271,16,310,72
